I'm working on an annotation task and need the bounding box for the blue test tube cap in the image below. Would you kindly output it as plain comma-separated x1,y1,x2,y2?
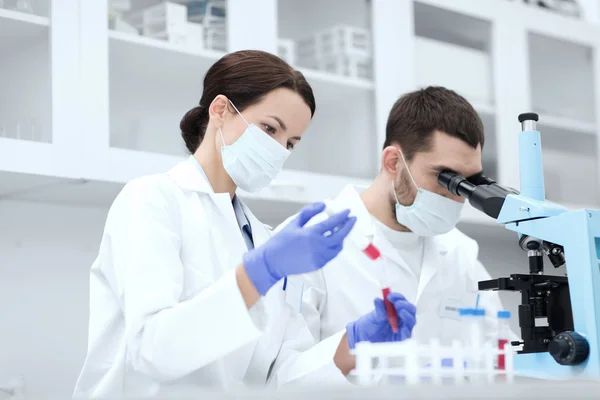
498,310,511,319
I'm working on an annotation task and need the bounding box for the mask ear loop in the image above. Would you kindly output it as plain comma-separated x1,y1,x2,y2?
397,147,420,191
228,99,250,126
219,99,249,147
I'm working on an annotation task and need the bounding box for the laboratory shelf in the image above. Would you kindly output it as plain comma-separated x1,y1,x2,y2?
0,8,49,50
474,103,495,118
106,147,185,185
414,0,496,22
0,139,55,176
536,113,597,136
413,1,491,51
0,170,115,207
108,30,222,157
108,30,225,78
298,67,374,91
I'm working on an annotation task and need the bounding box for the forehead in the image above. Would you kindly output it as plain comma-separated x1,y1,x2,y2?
245,88,312,125
414,130,483,176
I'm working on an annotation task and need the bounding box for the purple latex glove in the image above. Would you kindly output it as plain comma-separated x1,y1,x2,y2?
346,292,417,349
244,202,356,295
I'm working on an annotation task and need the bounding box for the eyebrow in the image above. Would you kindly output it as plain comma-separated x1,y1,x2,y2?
267,115,287,131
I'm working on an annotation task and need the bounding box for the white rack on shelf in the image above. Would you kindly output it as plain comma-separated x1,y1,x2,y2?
1,0,599,228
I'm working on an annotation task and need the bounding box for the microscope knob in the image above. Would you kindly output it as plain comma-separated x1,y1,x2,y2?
549,332,590,366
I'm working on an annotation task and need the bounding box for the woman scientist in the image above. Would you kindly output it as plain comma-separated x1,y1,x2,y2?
74,50,416,398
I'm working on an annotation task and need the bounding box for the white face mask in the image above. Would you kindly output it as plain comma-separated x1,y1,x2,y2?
393,149,464,236
219,100,290,192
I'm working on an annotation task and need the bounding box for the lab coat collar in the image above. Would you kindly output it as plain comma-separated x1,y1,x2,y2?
333,185,452,303
168,159,213,193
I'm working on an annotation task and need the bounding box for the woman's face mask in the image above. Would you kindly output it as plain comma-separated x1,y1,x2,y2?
219,100,290,193
393,148,464,236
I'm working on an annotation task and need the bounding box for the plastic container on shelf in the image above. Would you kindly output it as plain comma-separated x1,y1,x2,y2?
297,25,371,60
295,25,372,79
187,0,226,23
125,2,188,37
205,26,227,52
278,38,296,66
317,55,372,80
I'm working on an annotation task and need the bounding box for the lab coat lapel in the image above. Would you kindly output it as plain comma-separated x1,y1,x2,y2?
415,235,450,304
239,200,272,247
169,161,258,381
168,161,247,257
334,185,415,278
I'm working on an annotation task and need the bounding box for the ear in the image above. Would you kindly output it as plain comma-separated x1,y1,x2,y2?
208,94,230,129
381,145,402,178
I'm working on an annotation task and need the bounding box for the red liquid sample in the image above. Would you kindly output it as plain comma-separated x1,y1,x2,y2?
498,339,508,370
364,243,381,260
382,287,399,333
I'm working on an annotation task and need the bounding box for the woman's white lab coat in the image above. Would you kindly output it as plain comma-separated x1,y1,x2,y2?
73,161,346,398
277,185,520,346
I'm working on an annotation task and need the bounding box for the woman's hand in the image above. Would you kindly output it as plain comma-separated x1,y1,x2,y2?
242,202,356,296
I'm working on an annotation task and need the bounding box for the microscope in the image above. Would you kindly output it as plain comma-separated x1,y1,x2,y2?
438,113,600,379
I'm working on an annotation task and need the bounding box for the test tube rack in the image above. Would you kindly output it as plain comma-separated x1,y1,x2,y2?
353,338,514,386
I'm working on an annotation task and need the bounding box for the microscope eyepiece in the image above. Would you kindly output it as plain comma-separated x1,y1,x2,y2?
437,170,515,220
438,170,475,198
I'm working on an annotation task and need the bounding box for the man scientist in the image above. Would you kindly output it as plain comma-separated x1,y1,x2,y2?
278,86,518,349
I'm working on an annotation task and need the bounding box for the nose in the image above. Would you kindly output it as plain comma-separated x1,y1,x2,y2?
274,134,288,149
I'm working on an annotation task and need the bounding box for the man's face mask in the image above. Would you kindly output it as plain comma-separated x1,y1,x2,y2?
393,148,464,236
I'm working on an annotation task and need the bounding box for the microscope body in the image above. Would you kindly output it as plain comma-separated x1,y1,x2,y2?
500,197,600,379
439,113,600,379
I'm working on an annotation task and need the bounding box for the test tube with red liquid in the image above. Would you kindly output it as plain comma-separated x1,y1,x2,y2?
324,201,399,333
497,310,511,370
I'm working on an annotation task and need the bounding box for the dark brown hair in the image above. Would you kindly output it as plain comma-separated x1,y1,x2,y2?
383,86,484,161
180,50,316,153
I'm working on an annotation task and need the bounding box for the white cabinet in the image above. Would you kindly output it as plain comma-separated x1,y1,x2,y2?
1,0,600,225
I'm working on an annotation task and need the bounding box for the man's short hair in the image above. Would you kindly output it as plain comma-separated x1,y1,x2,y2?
383,86,484,161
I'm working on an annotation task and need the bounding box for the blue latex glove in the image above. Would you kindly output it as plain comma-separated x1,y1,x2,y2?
346,292,417,349
244,202,357,295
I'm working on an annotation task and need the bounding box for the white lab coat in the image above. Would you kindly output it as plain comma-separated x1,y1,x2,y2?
74,161,347,399
277,185,519,347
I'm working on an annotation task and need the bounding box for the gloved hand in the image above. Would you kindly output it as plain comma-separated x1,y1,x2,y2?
243,202,356,295
346,292,416,349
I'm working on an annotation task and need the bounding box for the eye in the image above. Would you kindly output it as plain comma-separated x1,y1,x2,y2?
262,123,276,135
287,141,295,150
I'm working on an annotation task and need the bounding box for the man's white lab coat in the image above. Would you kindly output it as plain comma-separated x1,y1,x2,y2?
278,185,518,346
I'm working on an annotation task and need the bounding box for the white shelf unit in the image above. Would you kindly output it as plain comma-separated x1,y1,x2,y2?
2,0,600,227
412,2,498,180
276,0,377,180
0,8,50,144
527,32,599,206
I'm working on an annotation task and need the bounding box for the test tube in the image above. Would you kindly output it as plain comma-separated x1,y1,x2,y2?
496,310,511,370
324,200,398,332
458,308,486,380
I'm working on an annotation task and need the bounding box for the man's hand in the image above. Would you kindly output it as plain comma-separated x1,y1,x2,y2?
333,292,417,375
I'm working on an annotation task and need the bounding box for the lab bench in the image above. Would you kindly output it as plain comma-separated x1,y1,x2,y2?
67,381,600,400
